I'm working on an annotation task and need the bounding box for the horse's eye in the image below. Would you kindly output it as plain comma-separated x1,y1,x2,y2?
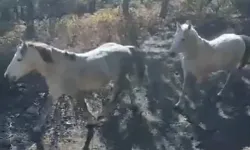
181,38,185,41
17,58,22,62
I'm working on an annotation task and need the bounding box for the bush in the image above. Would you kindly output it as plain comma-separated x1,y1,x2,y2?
0,0,243,54
171,0,237,23
34,3,160,52
0,24,26,53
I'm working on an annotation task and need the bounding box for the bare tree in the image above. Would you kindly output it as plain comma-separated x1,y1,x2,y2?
88,0,96,14
122,0,130,17
23,0,36,39
159,0,170,18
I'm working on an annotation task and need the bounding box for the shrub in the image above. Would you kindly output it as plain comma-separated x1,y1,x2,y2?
34,3,160,52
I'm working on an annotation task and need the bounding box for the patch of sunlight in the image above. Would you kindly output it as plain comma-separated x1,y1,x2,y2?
216,102,233,119
177,114,190,128
119,112,129,133
141,110,162,123
162,75,182,96
178,114,187,123
242,147,250,150
242,77,250,85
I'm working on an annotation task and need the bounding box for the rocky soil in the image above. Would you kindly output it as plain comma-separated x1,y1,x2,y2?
1,19,250,150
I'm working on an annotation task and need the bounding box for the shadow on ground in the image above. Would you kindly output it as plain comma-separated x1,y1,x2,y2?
1,19,250,150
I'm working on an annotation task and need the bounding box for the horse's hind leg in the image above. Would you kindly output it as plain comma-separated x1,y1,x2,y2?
217,72,233,97
125,77,140,113
30,95,56,149
75,93,99,126
217,68,241,97
97,73,127,121
218,47,250,97
175,71,197,109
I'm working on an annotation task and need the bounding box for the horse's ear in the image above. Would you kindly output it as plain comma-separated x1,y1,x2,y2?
20,42,28,56
23,41,27,48
18,39,24,46
35,46,54,63
176,22,181,30
186,20,192,30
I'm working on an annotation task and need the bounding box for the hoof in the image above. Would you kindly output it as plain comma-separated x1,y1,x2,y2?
97,115,108,123
173,105,179,111
32,126,44,137
30,127,43,144
173,104,184,114
173,102,180,110
217,91,223,97
32,126,42,133
216,93,223,101
85,117,106,128
85,121,101,128
130,105,139,113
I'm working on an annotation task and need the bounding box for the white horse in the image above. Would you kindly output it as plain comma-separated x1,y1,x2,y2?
4,40,145,133
169,20,250,108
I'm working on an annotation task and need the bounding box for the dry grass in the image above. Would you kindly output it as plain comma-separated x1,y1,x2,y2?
0,24,26,54
0,0,239,54
172,0,237,22
34,3,161,53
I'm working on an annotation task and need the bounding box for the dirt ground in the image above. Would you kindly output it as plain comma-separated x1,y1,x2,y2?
1,22,250,150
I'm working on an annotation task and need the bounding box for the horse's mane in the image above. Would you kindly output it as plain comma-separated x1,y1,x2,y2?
25,41,62,52
24,41,78,62
24,41,68,63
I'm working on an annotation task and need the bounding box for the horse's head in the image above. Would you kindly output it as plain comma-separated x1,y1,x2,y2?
169,20,198,57
4,40,54,82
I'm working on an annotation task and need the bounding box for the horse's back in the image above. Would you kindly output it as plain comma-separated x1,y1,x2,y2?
97,42,120,48
209,33,245,52
77,44,132,78
206,33,245,70
79,43,131,58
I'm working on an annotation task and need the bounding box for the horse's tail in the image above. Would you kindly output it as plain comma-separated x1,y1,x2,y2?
126,45,145,85
238,35,250,69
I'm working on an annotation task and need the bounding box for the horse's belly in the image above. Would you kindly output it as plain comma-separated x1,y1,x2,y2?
78,75,111,91
213,51,241,70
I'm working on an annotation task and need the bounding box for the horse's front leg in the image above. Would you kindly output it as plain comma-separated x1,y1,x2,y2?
30,95,57,149
126,78,140,114
217,69,240,97
97,75,126,122
74,92,99,126
175,72,197,109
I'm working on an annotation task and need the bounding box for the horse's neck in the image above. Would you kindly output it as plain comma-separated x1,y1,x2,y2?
184,36,212,60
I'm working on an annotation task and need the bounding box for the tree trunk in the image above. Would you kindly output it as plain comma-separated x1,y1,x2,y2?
20,6,25,20
159,0,169,18
88,0,96,14
24,0,36,39
122,0,130,17
13,6,19,20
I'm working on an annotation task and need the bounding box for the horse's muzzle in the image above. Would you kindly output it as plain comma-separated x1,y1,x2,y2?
169,52,177,57
4,73,17,82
